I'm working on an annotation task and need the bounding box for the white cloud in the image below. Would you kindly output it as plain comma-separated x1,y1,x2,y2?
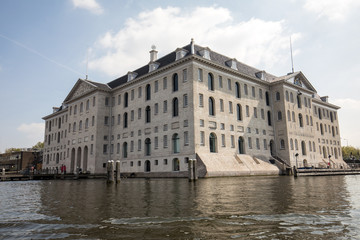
88,6,298,77
72,0,103,15
17,123,44,144
304,0,360,21
332,98,360,148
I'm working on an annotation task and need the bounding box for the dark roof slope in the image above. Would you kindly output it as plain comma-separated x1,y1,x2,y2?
107,42,278,89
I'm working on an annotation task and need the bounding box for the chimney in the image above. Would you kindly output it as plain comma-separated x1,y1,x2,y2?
149,45,158,62
190,38,195,54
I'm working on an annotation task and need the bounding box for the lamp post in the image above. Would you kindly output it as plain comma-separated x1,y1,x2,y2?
295,153,299,169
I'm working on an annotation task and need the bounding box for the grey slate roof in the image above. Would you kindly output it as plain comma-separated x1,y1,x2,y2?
107,42,278,89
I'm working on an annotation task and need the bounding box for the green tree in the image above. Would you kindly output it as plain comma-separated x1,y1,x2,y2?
4,148,21,153
32,142,44,149
342,146,360,160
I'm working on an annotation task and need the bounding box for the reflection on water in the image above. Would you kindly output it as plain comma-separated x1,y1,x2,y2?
0,175,360,239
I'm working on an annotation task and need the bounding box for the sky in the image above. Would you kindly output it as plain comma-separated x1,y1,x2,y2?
0,0,360,152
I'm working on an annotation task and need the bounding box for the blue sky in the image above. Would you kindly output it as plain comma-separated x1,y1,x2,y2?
1,0,360,152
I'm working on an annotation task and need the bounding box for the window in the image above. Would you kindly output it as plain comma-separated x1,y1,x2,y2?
218,76,223,88
200,131,205,145
105,98,109,106
86,100,89,111
280,139,285,149
163,100,167,113
155,80,159,92
264,139,267,150
183,94,188,108
256,138,260,149
254,107,258,118
277,111,282,121
163,135,168,148
318,108,322,119
131,89,134,100
138,108,141,119
246,105,250,117
163,77,167,90
123,142,128,158
236,104,242,121
208,73,214,91
220,99,224,112
227,79,232,90
145,106,151,123
137,87,142,98
265,92,270,106
184,131,189,145
248,137,252,149
292,112,295,122
145,138,151,156
276,92,280,101
131,110,134,121
221,134,226,147
261,109,265,119
93,96,96,106
295,139,298,150
198,69,203,81
299,113,303,127
259,89,263,99
199,94,204,107
183,69,187,82
172,133,180,153
146,84,151,100
123,112,128,128
85,118,89,129
124,92,128,108
103,144,108,154
287,110,291,121
267,111,272,126
209,97,215,116
252,86,255,98
155,103,159,114
173,158,180,171
235,82,241,98
297,94,302,108
286,91,289,101
172,98,179,117
104,116,109,125
92,116,95,126
290,92,294,103
229,101,233,113
209,133,217,153
301,141,306,155
244,84,248,95
74,105,77,114
290,139,294,150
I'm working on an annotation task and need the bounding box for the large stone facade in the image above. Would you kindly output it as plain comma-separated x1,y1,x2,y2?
42,40,346,177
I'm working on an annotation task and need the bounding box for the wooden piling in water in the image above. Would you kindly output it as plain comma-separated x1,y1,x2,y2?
188,159,198,181
107,160,114,183
116,161,121,183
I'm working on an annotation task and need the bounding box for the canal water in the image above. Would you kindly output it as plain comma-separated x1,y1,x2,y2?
1,175,360,239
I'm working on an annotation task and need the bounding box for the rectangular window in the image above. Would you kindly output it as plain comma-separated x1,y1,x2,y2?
117,114,121,125
261,109,265,119
198,69,203,82
163,135,168,148
130,141,134,152
244,84,248,95
248,137,252,149
200,119,204,127
138,139,142,151
200,131,205,145
218,76,223,88
184,131,189,145
104,116,109,125
220,123,225,130
163,100,168,113
228,79,232,90
221,134,226,147
155,103,159,115
131,89,134,100
155,137,159,149
246,105,250,117
111,116,114,126
155,80,159,92
105,97,109,106
118,95,121,105
131,110,134,121
231,135,235,148
110,144,114,154
184,120,188,127
263,139,267,150
138,87,142,98
138,108,141,119
252,86,255,98
199,94,204,107
220,99,224,112
256,138,260,149
183,69,187,82
163,77,167,90
259,89,263,99
163,124,168,131
103,144,108,154
229,101,233,113
90,144,93,154
254,107,257,118
183,94,188,108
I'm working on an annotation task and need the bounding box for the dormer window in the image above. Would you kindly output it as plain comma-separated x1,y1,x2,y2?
199,48,210,60
225,59,238,70
127,72,138,82
149,62,160,73
175,48,188,61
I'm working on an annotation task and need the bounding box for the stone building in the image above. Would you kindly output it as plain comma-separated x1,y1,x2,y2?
42,40,346,177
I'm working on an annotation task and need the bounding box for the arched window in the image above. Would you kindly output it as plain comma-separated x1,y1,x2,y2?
73,122,76,132
287,110,291,121
208,73,214,91
236,104,242,121
145,106,151,123
173,158,180,171
235,82,241,98
290,92,294,103
278,111,282,120
124,92,128,108
286,91,289,101
85,118,89,129
123,142,128,158
299,113,303,127
238,137,245,154
267,111,272,126
209,133,217,153
173,73,178,92
276,92,280,101
172,98,179,117
123,112,128,128
172,133,180,153
265,91,270,106
146,84,151,101
209,97,215,116
301,141,306,155
79,120,83,130
280,139,285,149
145,138,151,156
297,94,302,108
290,138,294,150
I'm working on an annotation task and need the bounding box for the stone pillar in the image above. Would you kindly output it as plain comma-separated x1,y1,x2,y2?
193,159,198,180
107,160,114,183
116,160,121,183
188,159,194,181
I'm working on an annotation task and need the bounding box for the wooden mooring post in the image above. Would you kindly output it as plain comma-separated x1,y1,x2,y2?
188,159,198,181
1,168,5,181
116,160,121,183
107,160,115,183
